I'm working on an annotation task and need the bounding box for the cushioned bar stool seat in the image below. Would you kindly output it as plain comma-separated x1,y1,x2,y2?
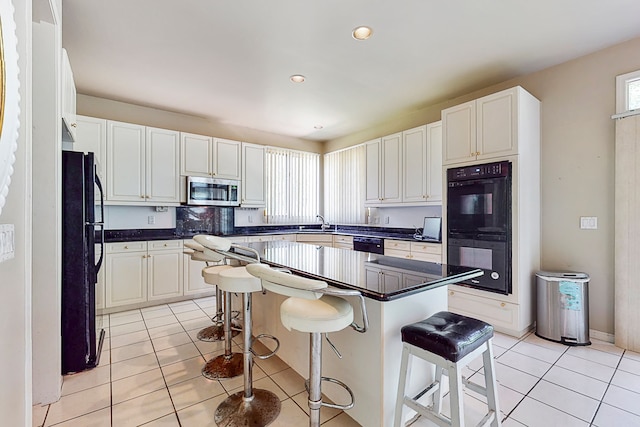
247,263,368,427
394,311,500,427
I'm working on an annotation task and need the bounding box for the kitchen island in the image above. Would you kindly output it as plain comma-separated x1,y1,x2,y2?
233,241,481,426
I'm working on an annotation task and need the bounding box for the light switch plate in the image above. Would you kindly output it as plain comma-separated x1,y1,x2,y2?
580,216,598,229
0,224,15,263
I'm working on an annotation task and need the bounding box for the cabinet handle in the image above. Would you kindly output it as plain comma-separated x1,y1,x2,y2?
163,243,168,247
476,151,481,156
124,245,128,249
449,291,454,296
500,302,506,308
71,123,77,128
140,195,145,199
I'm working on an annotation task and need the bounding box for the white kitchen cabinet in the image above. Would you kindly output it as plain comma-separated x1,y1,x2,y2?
271,234,296,242
364,265,403,292
296,233,333,247
74,115,107,187
147,240,183,301
183,239,218,297
333,234,353,250
384,239,442,263
180,132,241,180
180,132,212,177
442,86,525,165
105,242,147,308
402,125,428,203
402,123,442,204
145,127,180,204
106,240,184,308
106,121,145,202
106,121,179,204
365,133,403,205
426,121,443,203
241,142,266,207
61,48,77,142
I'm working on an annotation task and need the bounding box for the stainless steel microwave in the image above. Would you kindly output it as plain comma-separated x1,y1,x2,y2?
186,176,240,206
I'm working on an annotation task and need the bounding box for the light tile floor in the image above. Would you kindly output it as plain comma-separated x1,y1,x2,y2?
32,297,640,426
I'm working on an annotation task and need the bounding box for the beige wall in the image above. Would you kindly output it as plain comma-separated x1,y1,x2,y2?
77,94,324,153
326,36,640,336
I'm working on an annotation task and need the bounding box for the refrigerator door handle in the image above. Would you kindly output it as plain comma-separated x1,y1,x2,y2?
94,222,104,273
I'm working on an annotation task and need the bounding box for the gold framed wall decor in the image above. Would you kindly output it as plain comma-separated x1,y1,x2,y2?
0,0,20,218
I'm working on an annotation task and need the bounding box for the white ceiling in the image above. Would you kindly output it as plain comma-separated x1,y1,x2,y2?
62,0,640,141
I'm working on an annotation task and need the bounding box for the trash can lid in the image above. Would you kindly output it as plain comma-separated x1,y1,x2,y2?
535,271,590,282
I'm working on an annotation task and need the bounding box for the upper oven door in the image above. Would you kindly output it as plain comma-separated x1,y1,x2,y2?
187,176,240,206
447,171,511,235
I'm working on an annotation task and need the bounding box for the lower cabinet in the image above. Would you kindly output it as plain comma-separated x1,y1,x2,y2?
105,240,183,309
333,234,354,250
384,239,442,263
448,289,520,334
183,251,211,296
296,233,333,247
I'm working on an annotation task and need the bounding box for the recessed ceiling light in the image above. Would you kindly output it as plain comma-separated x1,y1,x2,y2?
290,74,306,83
352,26,373,40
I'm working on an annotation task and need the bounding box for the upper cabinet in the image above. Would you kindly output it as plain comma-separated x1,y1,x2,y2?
241,142,266,207
402,122,442,205
442,86,533,165
74,115,107,183
61,49,77,142
366,122,442,207
106,121,180,205
180,133,241,180
365,133,403,205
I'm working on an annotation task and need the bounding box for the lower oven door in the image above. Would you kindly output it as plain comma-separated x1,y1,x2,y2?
447,236,510,294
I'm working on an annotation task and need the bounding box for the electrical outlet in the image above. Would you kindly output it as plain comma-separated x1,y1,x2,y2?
579,216,597,229
148,215,156,225
0,224,15,263
384,216,390,224
248,215,253,223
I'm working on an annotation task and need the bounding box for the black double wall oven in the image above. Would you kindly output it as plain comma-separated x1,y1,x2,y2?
446,161,512,295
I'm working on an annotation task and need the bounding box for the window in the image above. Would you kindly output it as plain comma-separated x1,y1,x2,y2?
265,147,319,224
324,144,366,224
616,70,640,115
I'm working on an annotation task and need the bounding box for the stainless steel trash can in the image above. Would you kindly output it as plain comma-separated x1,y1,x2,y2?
535,271,591,346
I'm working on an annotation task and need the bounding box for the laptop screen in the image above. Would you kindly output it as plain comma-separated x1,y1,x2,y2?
422,217,442,242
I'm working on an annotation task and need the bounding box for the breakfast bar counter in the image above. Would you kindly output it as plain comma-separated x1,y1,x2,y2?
232,241,481,426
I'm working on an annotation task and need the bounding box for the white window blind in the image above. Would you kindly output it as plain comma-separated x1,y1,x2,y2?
265,147,319,224
324,145,366,224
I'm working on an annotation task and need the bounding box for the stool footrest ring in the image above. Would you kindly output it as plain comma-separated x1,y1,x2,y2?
250,334,280,360
304,376,355,410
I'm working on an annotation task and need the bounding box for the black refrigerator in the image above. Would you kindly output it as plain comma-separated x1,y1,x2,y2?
61,151,106,374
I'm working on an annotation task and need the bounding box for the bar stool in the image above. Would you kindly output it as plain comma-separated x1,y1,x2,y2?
184,241,240,343
393,311,500,427
246,263,369,427
195,235,281,426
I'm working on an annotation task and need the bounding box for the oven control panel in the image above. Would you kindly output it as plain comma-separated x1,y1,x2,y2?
447,161,510,181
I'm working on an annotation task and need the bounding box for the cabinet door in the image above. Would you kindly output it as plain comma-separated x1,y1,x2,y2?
402,125,427,203
146,127,180,204
241,142,266,206
214,138,241,180
183,253,214,296
61,49,77,142
364,139,381,204
381,132,403,203
442,100,476,165
426,121,443,203
105,250,147,307
75,115,107,185
148,249,183,301
107,121,146,202
476,88,518,160
181,132,212,177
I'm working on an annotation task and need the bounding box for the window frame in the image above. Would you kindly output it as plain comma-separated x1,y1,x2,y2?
616,69,640,115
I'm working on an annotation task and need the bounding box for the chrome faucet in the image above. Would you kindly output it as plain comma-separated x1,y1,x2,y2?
316,214,330,231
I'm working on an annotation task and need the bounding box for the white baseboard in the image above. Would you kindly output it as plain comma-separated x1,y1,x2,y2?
590,329,614,343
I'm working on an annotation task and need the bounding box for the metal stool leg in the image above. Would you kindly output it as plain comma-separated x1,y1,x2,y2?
308,332,322,427
197,287,241,342
201,290,243,379
214,292,281,426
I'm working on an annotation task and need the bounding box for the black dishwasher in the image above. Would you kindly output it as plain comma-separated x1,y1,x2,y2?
352,236,384,254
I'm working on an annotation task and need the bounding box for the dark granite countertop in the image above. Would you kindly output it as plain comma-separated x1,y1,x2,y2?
231,241,478,302
103,225,441,244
